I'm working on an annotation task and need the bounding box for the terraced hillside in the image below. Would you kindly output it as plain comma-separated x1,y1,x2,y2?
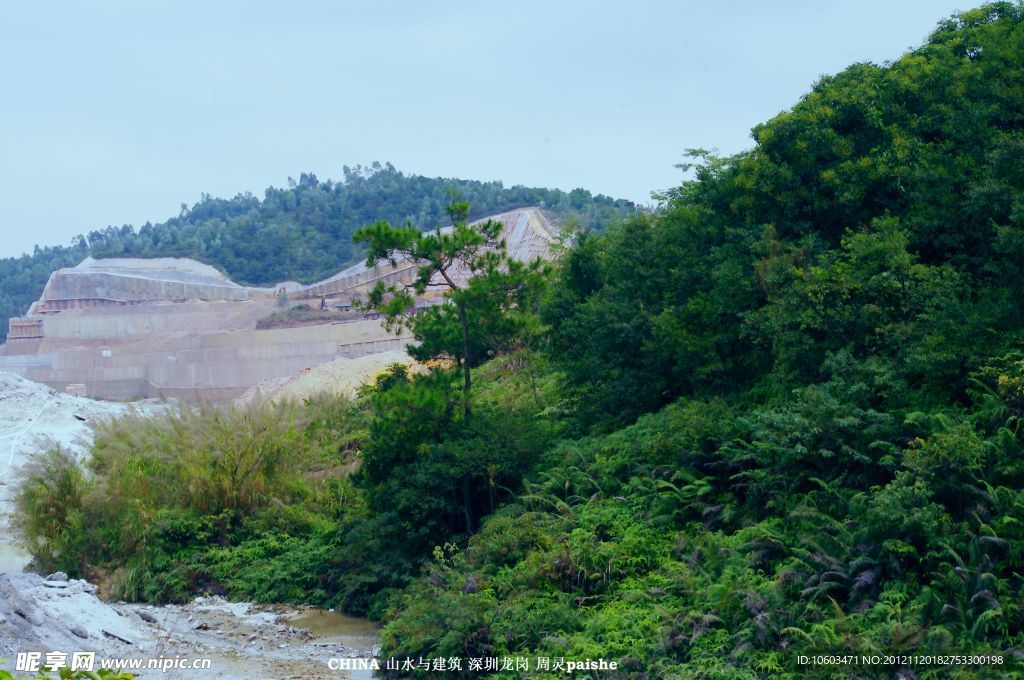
0,165,635,342
0,209,557,401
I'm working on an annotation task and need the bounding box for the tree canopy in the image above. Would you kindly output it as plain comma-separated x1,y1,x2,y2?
546,1,1024,429
354,195,548,416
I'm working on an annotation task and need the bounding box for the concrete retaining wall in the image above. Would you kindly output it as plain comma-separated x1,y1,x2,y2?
40,271,251,306
0,319,407,400
1,210,555,401
35,302,271,342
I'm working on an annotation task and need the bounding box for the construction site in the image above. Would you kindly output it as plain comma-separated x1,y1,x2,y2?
0,208,557,401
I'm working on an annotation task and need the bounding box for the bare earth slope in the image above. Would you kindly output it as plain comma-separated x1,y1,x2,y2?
236,350,415,406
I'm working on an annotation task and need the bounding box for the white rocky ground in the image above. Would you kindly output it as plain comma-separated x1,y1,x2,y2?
0,372,157,558
0,373,376,679
1,575,377,679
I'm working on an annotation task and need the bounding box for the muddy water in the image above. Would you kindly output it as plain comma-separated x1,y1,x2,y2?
0,542,30,572
290,609,380,679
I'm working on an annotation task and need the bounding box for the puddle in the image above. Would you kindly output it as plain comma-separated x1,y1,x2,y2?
290,609,380,679
0,541,30,572
291,609,379,640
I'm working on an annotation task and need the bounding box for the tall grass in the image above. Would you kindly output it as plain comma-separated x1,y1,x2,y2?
16,395,365,603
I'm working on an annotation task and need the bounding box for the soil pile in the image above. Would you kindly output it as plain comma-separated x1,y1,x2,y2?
236,350,415,406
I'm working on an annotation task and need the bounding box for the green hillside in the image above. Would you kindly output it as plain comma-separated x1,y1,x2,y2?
372,5,1024,675
0,163,634,342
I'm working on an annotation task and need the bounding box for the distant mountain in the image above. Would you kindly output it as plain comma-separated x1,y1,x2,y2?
0,163,635,342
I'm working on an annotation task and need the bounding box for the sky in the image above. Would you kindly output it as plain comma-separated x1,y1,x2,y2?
0,0,970,259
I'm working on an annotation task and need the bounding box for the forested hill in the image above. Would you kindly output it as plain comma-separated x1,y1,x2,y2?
0,163,634,342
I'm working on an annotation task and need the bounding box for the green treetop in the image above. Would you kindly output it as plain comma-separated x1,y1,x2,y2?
353,196,547,417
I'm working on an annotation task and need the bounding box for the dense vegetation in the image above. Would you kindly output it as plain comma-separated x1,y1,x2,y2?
17,3,1024,677
0,164,634,342
18,398,361,604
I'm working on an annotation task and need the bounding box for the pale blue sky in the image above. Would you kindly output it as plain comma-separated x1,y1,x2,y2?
0,1,968,258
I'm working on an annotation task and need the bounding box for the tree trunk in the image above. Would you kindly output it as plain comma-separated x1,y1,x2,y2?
458,299,471,418
461,474,474,533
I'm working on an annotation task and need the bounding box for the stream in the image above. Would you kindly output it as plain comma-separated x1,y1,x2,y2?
290,610,381,680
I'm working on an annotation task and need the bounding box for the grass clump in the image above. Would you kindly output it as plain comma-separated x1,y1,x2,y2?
17,395,365,604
